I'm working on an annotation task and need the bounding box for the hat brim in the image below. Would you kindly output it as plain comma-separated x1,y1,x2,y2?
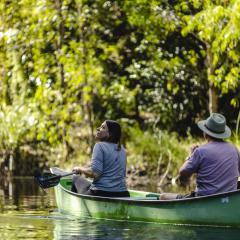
197,120,231,139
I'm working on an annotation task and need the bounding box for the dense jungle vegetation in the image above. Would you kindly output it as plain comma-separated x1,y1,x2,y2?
0,0,239,185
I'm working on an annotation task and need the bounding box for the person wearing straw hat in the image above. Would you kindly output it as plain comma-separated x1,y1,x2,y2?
161,113,240,200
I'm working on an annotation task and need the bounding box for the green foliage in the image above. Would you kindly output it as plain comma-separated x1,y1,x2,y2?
0,0,239,176
0,102,37,151
126,125,200,177
180,0,240,105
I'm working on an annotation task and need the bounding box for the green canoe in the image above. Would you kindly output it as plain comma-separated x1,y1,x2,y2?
54,177,240,227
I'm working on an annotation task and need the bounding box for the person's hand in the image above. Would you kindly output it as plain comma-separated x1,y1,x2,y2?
171,175,180,185
72,166,82,174
171,175,190,187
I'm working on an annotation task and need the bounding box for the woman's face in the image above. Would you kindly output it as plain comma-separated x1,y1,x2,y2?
95,121,110,140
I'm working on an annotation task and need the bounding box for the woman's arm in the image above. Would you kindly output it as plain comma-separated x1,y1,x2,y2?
73,166,100,179
73,143,103,180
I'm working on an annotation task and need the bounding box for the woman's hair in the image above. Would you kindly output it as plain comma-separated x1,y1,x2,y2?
105,120,122,150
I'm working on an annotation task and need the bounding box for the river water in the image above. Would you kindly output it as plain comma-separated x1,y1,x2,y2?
0,177,240,240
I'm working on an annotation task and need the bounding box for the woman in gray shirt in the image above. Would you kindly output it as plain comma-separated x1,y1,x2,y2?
71,120,129,197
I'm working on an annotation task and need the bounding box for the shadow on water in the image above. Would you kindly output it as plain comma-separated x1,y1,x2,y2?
1,177,240,240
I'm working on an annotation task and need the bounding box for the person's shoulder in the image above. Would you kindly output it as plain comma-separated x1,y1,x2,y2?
198,143,210,150
199,141,234,151
212,141,235,148
194,144,209,156
93,142,104,151
96,141,111,147
95,142,103,147
96,142,126,152
94,142,112,151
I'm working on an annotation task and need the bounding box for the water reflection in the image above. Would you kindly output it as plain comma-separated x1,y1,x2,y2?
0,177,55,213
1,177,240,240
52,216,240,240
0,215,54,239
0,177,56,239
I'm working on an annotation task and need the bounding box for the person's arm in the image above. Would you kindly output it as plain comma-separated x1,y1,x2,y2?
178,164,193,186
72,166,100,179
178,145,200,185
73,143,104,180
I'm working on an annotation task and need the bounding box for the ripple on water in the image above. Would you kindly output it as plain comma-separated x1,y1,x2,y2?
2,209,240,240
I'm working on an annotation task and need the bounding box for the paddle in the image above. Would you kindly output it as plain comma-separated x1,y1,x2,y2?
35,170,75,189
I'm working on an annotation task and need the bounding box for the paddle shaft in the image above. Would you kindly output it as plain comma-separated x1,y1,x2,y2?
47,172,74,181
35,171,76,189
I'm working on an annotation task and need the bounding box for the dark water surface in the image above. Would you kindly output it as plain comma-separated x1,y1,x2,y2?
0,177,240,240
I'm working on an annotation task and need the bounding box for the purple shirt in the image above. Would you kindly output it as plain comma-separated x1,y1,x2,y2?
180,141,240,196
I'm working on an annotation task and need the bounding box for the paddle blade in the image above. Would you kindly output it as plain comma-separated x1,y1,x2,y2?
34,172,61,189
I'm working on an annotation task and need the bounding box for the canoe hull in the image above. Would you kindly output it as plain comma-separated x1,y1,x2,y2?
55,179,240,226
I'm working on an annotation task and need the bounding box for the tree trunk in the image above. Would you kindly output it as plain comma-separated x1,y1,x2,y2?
206,45,218,113
82,39,94,149
208,85,218,113
55,0,70,160
78,4,95,150
55,0,65,88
